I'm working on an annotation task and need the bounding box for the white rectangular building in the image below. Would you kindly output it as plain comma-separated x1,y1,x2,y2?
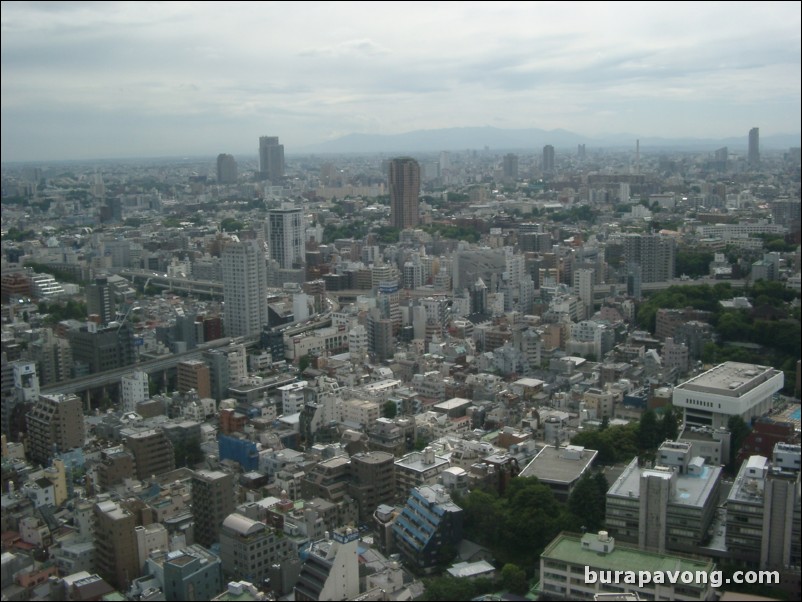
672,362,783,429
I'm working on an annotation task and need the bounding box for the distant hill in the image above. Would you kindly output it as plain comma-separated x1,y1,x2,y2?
296,126,801,154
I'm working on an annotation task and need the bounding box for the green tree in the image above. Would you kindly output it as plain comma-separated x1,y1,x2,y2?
500,563,528,595
727,415,751,474
567,472,606,532
220,217,244,232
676,249,715,278
174,437,204,468
638,409,660,451
659,406,679,442
382,400,398,419
298,354,312,373
421,576,494,601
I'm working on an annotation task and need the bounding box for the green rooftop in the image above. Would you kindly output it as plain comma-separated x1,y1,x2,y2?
542,532,715,573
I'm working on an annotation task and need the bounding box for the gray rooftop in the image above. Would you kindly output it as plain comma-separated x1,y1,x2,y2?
675,362,781,398
519,445,597,484
609,457,722,508
395,451,450,473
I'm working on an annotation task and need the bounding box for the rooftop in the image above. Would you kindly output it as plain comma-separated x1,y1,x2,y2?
432,397,473,411
542,532,714,573
395,451,450,473
446,560,496,578
608,457,722,508
519,445,597,484
675,362,781,398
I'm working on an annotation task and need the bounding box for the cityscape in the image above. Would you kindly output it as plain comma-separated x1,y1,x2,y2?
1,3,801,602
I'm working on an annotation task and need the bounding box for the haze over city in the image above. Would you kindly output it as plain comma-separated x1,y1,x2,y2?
1,1,800,162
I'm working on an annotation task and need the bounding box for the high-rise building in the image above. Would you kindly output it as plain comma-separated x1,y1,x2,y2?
726,443,800,571
295,528,360,601
216,153,238,184
26,393,85,466
176,359,211,399
220,513,293,584
605,442,721,554
123,428,175,480
30,329,72,386
86,277,113,325
367,310,394,362
392,484,463,569
348,451,397,522
145,545,223,602
389,157,420,230
748,127,760,166
543,144,555,174
259,136,285,182
266,205,305,270
714,146,729,172
68,321,136,375
502,153,518,179
573,268,595,319
222,241,268,337
622,233,675,283
121,370,149,413
94,500,139,590
191,470,235,548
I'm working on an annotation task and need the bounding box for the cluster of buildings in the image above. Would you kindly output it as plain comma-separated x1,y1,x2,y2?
1,132,800,600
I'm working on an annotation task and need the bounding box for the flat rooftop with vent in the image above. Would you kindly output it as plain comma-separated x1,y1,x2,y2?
519,444,598,501
673,362,783,429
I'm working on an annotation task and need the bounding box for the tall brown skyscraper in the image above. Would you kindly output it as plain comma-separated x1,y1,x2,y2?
191,470,235,548
389,157,420,230
26,393,85,466
543,144,555,174
93,500,139,590
748,127,760,166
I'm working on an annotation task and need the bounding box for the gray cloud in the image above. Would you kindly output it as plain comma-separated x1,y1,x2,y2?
1,1,799,161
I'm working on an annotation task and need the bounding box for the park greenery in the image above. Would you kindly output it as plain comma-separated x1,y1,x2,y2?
421,562,529,600
635,281,800,393
25,263,88,286
440,406,700,597
37,299,87,324
173,436,205,468
421,223,481,243
4,227,38,242
570,406,680,465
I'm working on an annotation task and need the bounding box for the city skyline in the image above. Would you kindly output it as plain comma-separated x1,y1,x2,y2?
1,1,800,162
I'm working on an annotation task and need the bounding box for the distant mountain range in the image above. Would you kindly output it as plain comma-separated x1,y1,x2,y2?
296,126,801,155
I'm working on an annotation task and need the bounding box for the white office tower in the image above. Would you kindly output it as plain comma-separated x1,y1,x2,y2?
266,204,306,270
121,370,149,412
573,268,595,320
222,240,269,337
348,325,369,362
620,182,630,202
293,292,310,323
12,361,40,403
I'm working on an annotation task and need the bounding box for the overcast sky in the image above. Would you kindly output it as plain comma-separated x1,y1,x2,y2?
2,1,800,162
